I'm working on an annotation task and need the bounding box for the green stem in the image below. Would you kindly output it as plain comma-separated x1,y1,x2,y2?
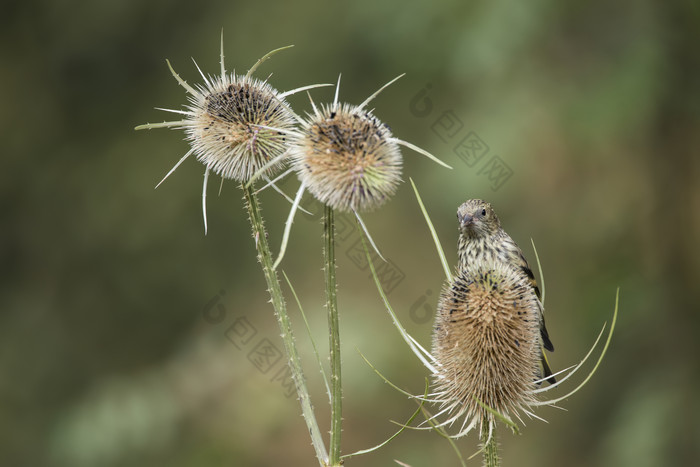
242,184,328,466
481,420,500,467
324,205,342,466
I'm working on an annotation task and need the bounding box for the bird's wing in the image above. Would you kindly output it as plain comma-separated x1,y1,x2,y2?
508,238,555,354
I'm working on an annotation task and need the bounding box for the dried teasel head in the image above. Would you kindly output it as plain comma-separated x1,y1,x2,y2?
289,100,402,212
182,73,297,183
359,182,618,449
430,260,543,437
136,34,326,232
269,76,451,269
286,75,451,213
137,40,299,183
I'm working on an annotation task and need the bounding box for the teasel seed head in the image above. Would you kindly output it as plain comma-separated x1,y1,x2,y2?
431,260,542,437
136,39,298,184
286,74,451,213
184,74,297,182
136,35,334,233
270,77,451,268
290,100,402,212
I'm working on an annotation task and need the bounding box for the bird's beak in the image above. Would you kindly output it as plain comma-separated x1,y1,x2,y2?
460,214,473,228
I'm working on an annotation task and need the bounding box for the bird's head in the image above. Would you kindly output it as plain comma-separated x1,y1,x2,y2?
457,199,501,238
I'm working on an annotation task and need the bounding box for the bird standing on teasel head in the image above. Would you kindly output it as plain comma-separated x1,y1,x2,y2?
456,198,555,383
430,197,615,440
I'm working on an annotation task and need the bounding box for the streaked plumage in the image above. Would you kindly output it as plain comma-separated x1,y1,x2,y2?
456,199,555,383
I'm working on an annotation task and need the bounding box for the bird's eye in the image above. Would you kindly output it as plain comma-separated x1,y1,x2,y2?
481,209,487,216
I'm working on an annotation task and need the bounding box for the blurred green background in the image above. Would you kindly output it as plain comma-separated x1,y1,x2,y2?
3,0,699,466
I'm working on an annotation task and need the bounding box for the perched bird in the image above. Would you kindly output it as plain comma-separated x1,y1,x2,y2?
456,199,555,383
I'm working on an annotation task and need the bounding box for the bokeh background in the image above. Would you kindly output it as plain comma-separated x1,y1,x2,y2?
3,0,699,466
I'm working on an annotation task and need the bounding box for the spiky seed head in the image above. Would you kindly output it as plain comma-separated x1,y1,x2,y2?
431,260,541,436
184,75,297,182
137,44,299,185
289,103,402,212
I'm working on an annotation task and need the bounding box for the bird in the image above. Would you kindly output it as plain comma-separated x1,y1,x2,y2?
456,198,555,383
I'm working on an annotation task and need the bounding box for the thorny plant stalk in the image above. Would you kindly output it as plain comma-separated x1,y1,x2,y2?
481,420,500,467
323,205,342,466
242,184,328,466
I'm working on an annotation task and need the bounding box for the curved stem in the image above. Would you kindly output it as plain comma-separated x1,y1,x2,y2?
324,205,342,466
242,184,328,466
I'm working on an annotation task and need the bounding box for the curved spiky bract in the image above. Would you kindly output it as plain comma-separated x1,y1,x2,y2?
289,103,403,212
431,260,541,437
182,74,297,182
